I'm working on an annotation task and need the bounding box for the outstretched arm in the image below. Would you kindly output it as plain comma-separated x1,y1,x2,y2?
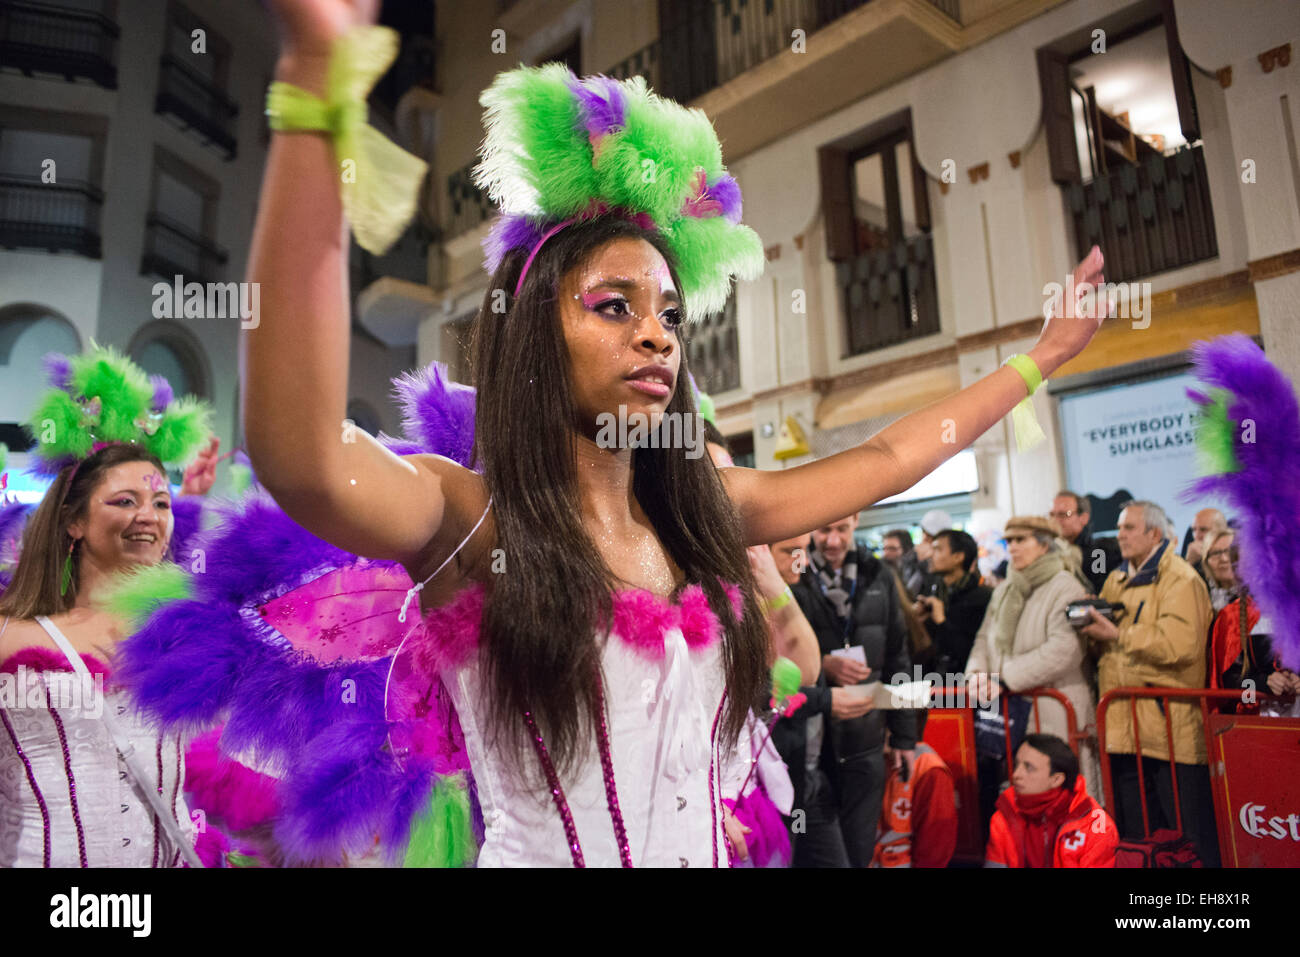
243,0,471,563
724,248,1108,545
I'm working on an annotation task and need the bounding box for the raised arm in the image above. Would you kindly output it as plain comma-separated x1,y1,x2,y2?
724,248,1108,545
243,0,471,563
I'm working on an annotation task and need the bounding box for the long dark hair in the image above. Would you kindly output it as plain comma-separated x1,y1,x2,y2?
0,444,169,619
469,214,768,776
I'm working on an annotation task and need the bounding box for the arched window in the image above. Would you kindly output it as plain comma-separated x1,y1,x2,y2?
127,321,210,401
0,304,82,448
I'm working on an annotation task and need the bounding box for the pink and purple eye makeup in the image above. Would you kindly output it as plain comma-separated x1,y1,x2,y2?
577,276,683,328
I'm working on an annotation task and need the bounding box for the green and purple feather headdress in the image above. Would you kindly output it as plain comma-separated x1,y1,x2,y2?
474,64,765,321
28,344,213,476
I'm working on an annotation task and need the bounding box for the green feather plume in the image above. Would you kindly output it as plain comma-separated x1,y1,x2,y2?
95,562,193,631
772,656,802,701
1193,388,1242,476
228,462,253,497
402,775,476,868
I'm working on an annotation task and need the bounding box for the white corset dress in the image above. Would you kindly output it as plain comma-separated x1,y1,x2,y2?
423,583,749,867
0,641,191,868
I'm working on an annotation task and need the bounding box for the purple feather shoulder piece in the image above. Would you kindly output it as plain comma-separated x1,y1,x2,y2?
117,363,480,865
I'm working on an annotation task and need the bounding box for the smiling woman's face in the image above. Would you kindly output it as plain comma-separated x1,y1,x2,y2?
67,461,173,573
558,237,683,434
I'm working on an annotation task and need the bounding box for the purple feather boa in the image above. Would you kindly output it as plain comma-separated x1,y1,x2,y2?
1185,334,1300,670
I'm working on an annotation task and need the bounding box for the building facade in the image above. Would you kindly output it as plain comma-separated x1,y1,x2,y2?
0,0,428,487
418,0,1299,543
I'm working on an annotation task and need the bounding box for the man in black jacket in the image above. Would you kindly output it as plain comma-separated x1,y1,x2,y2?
792,513,918,868
914,528,992,678
1052,491,1121,594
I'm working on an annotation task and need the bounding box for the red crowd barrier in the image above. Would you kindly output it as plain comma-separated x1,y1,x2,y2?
922,684,1299,866
1096,686,1300,867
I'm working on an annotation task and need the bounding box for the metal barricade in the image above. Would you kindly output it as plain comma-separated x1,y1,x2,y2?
1096,686,1298,867
990,686,1088,782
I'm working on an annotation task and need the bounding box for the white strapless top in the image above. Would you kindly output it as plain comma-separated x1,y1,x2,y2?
0,643,190,868
441,625,746,868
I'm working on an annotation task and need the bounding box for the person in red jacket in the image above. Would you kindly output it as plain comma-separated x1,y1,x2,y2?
985,733,1117,867
871,717,958,867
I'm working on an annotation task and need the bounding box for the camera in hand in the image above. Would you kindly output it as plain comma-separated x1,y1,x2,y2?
1066,598,1126,628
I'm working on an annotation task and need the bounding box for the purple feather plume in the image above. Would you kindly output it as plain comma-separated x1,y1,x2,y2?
170,497,204,561
483,214,551,274
149,374,174,413
42,352,72,391
570,73,626,141
390,363,477,468
708,173,743,223
1185,334,1300,671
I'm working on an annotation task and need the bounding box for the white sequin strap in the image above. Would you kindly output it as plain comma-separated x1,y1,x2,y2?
398,494,494,623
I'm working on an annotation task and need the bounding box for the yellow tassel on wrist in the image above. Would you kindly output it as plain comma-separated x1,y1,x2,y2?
1003,353,1046,452
264,26,427,256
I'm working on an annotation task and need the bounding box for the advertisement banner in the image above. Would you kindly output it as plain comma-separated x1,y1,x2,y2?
1057,371,1225,534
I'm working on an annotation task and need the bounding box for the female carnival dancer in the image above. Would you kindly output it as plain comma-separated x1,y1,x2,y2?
218,0,1111,867
0,347,214,866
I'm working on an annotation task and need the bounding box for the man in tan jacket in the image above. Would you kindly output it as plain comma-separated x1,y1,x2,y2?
1082,500,1219,865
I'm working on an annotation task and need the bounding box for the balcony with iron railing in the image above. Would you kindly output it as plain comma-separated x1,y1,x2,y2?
140,213,228,287
0,0,119,88
0,173,103,257
154,55,239,160
1066,143,1217,284
837,232,940,357
609,0,960,106
446,0,963,244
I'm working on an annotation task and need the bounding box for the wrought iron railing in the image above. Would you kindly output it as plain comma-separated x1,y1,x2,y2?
0,173,103,257
1067,143,1217,284
140,213,228,287
445,160,493,240
838,231,940,356
608,0,959,106
0,0,119,88
154,54,239,160
686,293,741,395
447,0,960,242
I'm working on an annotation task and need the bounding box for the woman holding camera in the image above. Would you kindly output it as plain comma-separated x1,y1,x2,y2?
965,516,1098,800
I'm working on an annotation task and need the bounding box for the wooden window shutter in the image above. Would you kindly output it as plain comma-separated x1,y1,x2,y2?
819,145,855,262
1037,47,1081,185
907,136,931,232
1161,0,1200,142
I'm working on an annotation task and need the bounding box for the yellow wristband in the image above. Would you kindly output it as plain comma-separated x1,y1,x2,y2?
762,585,794,615
1003,353,1043,394
1003,353,1046,452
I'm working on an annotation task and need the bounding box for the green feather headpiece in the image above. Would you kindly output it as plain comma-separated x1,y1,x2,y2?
28,344,213,475
476,64,765,321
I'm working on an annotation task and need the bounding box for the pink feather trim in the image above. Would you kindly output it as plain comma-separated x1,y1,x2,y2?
184,727,281,831
0,645,112,681
414,580,742,667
